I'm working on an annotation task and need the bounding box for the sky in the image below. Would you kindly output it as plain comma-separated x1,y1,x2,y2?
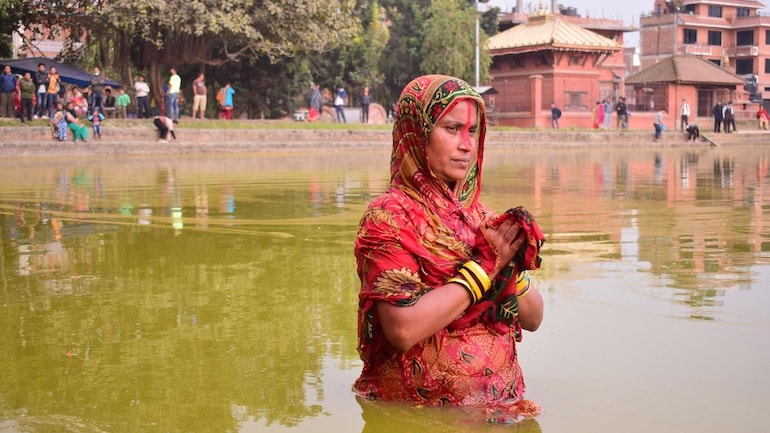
484,0,770,48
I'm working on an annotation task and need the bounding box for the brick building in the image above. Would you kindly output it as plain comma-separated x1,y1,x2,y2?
486,8,632,128
639,0,770,106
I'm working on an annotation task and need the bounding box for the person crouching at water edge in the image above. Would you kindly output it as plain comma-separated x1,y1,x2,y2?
153,115,176,142
352,74,545,423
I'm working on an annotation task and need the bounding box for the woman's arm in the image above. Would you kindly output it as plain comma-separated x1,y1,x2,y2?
517,285,544,331
376,282,471,352
374,219,527,352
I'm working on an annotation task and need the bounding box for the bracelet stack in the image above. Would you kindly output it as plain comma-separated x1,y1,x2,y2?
515,272,531,298
448,260,491,303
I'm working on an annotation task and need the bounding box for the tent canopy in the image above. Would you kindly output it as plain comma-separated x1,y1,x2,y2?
0,57,122,89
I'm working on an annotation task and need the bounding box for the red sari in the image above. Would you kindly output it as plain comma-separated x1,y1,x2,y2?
353,75,543,418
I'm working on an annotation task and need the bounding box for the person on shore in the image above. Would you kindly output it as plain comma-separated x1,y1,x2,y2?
653,108,667,142
153,115,176,142
592,100,603,129
307,82,322,122
353,74,545,420
0,65,17,118
334,85,347,123
167,68,181,122
192,73,207,120
102,88,117,118
686,123,700,143
712,101,723,133
602,97,613,130
19,72,35,123
46,66,62,119
680,98,690,132
550,103,561,129
615,96,628,129
360,86,371,124
33,63,49,119
64,101,88,142
134,75,151,119
50,101,68,141
723,101,736,133
756,104,769,130
89,66,106,115
116,88,131,119
88,107,105,139
217,82,235,120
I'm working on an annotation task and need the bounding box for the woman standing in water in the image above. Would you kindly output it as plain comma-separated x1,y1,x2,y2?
353,75,545,420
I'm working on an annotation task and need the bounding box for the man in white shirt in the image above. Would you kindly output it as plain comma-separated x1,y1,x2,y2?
167,68,181,122
680,98,690,132
134,75,151,119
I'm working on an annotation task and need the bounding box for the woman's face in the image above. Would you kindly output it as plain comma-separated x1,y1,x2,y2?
425,99,479,184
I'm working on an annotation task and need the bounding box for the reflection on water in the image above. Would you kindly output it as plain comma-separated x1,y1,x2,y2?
0,145,769,433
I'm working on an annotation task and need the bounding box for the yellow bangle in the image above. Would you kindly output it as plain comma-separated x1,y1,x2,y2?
461,260,491,292
516,285,531,299
448,276,481,302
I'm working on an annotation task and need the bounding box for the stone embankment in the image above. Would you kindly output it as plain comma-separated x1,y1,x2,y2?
0,123,766,156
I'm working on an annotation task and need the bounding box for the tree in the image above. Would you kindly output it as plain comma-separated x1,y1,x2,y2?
419,0,491,85
306,0,389,110
6,0,361,115
378,0,431,105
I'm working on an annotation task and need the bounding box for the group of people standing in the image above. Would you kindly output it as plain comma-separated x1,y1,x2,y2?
591,97,630,130
307,82,372,124
711,100,738,134
0,63,63,121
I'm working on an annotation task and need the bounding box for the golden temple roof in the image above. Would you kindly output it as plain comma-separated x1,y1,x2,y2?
487,13,623,53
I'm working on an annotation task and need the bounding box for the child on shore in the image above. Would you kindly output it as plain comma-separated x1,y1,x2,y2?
88,107,105,139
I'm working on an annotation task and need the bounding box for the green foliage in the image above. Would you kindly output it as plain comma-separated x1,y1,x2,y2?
419,0,491,85
377,0,431,104
3,0,496,119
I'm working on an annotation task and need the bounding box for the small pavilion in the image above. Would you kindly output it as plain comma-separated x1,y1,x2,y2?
624,55,748,123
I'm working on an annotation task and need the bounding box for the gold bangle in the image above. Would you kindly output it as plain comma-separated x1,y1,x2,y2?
515,272,529,293
461,260,491,292
448,276,481,303
516,285,531,299
456,268,484,302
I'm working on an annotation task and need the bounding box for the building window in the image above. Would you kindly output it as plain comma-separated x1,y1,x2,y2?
766,30,770,44
708,31,722,46
736,8,750,17
683,29,697,44
765,59,770,74
566,92,586,111
709,59,721,67
684,4,696,13
735,59,753,75
708,5,722,17
736,30,754,46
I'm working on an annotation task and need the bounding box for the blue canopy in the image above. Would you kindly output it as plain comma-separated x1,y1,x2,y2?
0,57,122,89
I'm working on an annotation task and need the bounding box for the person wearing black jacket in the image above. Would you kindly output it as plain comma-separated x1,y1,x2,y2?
33,63,49,118
615,97,628,129
712,101,723,133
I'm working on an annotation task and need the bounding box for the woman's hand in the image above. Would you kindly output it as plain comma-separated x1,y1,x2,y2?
477,216,526,281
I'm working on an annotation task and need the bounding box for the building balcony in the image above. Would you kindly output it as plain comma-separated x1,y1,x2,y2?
678,44,713,56
725,45,759,57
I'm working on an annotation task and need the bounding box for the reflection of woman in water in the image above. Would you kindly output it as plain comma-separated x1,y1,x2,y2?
353,75,545,421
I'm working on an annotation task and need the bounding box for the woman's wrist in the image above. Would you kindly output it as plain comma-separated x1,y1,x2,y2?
515,272,531,298
449,260,492,303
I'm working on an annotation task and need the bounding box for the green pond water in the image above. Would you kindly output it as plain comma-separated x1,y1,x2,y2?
1,144,769,433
